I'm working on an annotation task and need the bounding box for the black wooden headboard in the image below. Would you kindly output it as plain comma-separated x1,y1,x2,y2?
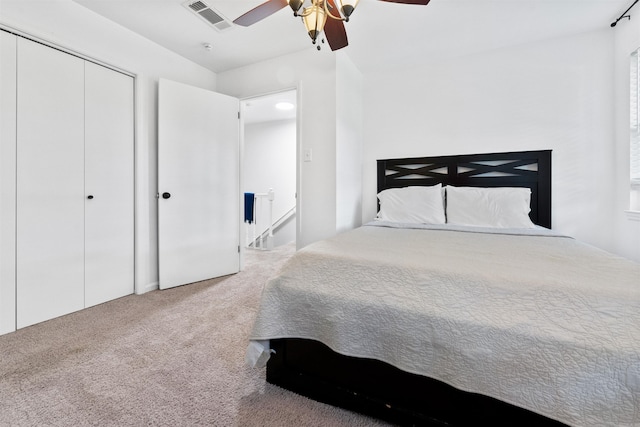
377,150,552,228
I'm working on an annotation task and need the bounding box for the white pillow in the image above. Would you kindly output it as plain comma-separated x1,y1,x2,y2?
445,186,535,228
377,185,445,224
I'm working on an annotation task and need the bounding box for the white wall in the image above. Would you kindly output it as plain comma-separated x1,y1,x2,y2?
244,118,297,246
336,52,364,233
218,49,367,248
0,0,218,293
362,29,632,259
217,49,338,249
613,18,640,262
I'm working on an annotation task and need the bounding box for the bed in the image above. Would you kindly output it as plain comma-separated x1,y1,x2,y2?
246,150,640,427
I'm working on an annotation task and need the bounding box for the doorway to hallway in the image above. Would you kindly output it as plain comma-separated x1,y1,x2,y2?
241,89,297,250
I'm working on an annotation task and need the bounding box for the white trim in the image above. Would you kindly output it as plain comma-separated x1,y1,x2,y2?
137,281,159,295
624,210,640,221
631,49,640,187
133,74,149,296
0,24,134,78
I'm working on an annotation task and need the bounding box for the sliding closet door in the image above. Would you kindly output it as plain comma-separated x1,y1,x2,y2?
16,38,85,329
84,62,134,307
0,31,17,335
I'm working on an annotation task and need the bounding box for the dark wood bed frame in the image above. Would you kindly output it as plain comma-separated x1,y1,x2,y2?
267,150,563,426
377,149,552,229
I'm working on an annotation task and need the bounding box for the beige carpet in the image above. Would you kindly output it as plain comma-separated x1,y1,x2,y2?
0,244,390,427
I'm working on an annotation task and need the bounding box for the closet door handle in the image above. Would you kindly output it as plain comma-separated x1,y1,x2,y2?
87,195,94,200
162,192,171,199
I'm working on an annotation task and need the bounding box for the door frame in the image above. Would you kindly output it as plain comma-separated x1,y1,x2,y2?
239,87,299,269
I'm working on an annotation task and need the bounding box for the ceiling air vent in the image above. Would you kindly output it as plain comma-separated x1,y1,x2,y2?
184,0,234,32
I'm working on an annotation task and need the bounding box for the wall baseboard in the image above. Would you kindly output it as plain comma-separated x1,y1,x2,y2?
137,281,158,295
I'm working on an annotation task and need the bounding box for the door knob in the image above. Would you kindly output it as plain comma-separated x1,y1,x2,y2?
162,192,171,199
87,195,94,200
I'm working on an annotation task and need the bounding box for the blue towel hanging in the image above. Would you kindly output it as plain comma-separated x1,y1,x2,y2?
244,193,255,224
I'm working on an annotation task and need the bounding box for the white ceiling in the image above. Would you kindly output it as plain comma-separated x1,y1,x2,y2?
243,89,297,124
73,0,631,74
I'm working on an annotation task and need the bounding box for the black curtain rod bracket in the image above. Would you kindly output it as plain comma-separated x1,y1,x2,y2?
611,0,639,27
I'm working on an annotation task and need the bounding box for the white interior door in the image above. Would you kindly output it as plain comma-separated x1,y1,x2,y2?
158,79,240,290
84,62,135,307
16,38,85,328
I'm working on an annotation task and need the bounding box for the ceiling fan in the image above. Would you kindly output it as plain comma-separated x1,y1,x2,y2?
233,0,431,51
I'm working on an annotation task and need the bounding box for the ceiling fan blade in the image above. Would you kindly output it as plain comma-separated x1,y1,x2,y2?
233,0,290,27
324,0,348,51
378,0,430,4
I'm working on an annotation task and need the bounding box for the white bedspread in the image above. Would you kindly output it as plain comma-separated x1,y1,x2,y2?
249,224,640,427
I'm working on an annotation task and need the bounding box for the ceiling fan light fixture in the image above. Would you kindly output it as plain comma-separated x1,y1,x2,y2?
302,4,327,43
288,0,304,15
233,0,430,51
337,0,359,19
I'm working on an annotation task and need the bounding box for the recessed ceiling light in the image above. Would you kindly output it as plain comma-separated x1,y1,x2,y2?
275,102,295,111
